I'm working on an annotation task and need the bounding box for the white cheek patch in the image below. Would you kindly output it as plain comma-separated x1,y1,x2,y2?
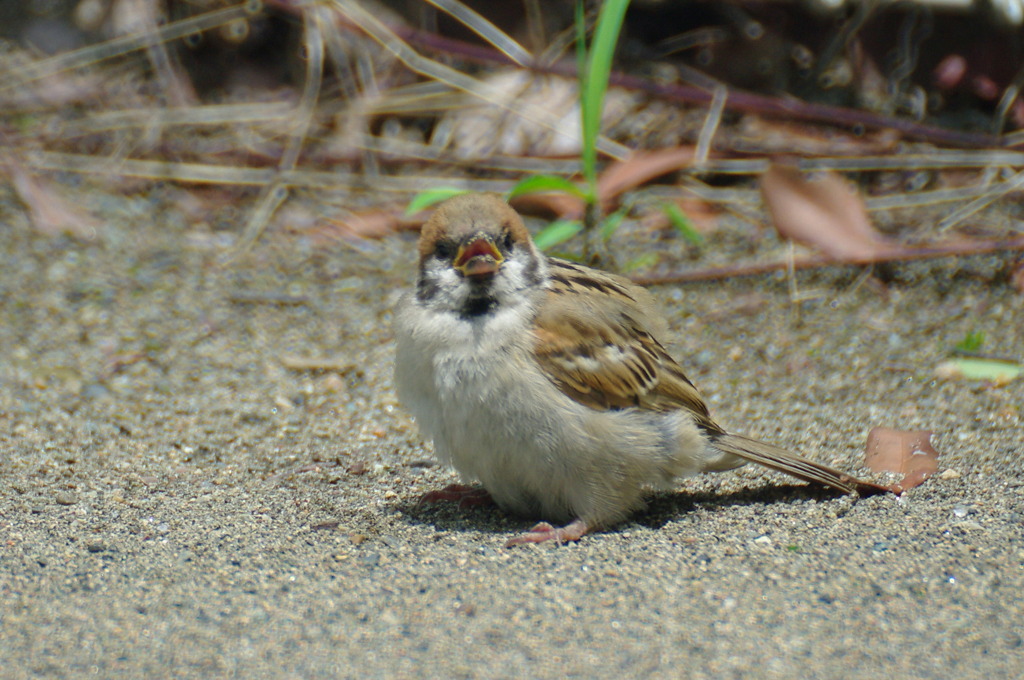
419,246,544,318
492,250,542,295
429,262,459,286
421,261,468,312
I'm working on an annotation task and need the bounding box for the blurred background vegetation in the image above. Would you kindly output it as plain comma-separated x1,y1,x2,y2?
2,0,1023,282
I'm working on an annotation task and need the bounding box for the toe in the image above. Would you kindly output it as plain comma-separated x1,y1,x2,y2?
505,519,589,547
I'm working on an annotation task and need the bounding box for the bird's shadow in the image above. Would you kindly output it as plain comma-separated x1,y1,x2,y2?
397,482,847,539
635,483,843,531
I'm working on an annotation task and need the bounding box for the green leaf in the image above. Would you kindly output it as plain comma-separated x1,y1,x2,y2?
507,175,586,200
534,219,583,251
599,207,628,242
661,202,703,246
405,188,468,216
954,331,985,353
949,357,1022,382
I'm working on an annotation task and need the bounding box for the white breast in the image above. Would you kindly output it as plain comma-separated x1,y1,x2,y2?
393,293,710,527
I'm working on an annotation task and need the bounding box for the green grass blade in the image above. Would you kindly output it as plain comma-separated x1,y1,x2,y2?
405,188,469,216
575,1,593,197
661,201,704,246
954,331,985,353
580,0,630,198
534,219,583,250
622,252,658,273
599,206,628,242
507,175,587,200
575,0,588,97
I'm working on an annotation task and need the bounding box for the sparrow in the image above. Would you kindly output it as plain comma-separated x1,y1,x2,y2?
394,192,886,546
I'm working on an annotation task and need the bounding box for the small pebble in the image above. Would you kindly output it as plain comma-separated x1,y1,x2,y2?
55,492,78,506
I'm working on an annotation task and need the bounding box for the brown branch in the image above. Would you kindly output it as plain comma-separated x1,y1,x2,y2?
265,0,1007,149
389,26,1005,150
631,236,1024,285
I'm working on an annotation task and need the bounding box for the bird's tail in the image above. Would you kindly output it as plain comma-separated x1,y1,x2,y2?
710,433,891,496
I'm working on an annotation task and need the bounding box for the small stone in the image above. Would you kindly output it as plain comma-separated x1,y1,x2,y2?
85,540,107,553
80,383,112,400
939,468,962,480
319,373,346,394
55,491,78,506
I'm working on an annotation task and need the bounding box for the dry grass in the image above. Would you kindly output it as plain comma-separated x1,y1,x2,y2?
2,0,1023,276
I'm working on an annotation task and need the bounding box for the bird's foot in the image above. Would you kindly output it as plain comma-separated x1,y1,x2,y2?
505,519,590,547
417,484,494,509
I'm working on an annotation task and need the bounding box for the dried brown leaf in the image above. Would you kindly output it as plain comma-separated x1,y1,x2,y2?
865,427,939,492
6,162,98,240
596,146,698,203
506,192,585,221
761,163,889,262
317,208,405,242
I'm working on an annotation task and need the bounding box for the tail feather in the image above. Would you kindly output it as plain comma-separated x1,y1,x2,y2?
711,433,891,496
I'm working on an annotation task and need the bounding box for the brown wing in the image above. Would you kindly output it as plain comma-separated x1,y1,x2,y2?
532,260,891,496
532,259,722,433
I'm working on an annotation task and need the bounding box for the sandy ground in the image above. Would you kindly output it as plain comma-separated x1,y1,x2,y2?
1,186,1022,679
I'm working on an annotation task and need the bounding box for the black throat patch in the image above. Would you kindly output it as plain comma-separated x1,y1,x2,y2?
459,295,498,319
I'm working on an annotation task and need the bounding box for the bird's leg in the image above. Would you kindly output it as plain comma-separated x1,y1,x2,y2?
417,484,494,509
505,519,590,547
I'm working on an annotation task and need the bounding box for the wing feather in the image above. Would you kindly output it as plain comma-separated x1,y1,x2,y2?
532,259,721,432
530,260,887,496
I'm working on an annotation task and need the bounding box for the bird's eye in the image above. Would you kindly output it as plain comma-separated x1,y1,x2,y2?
434,240,455,260
500,230,514,252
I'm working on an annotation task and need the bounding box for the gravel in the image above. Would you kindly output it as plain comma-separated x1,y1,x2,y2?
1,187,1022,679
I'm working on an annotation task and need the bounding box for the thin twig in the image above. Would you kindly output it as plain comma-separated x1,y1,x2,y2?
2,4,254,91
349,16,1008,149
632,236,1024,285
694,85,727,168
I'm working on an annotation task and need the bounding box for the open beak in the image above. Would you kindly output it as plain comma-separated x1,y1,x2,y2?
453,235,504,278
